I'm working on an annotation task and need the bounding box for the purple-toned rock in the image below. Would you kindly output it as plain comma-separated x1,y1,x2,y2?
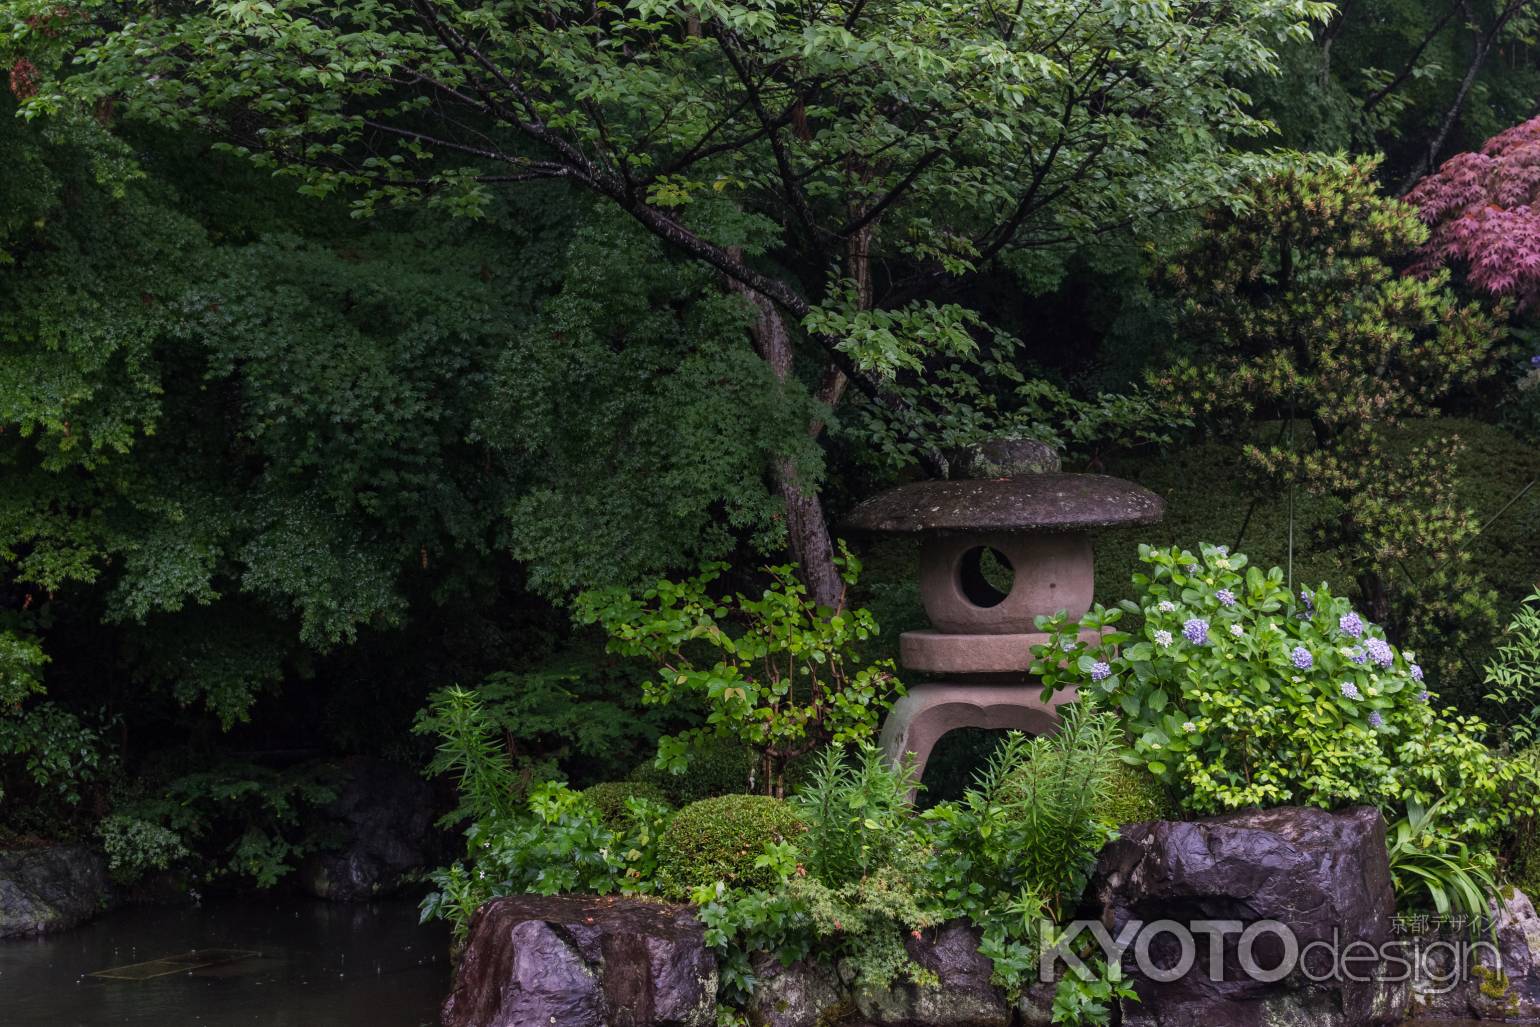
853,919,1011,1026
441,894,717,1027
1088,805,1406,1027
747,953,846,1027
1410,887,1540,1020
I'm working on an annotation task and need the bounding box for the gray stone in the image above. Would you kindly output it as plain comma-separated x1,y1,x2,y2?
946,439,1061,479
747,954,848,1027
844,473,1165,536
1088,805,1406,1027
853,919,1011,1027
879,684,1077,790
1409,887,1540,1020
442,894,717,1027
299,757,438,901
0,845,112,938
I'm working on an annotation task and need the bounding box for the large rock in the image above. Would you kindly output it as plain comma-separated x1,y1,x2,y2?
1087,805,1406,1027
1410,887,1540,1020
442,894,717,1027
299,757,438,901
853,919,1011,1027
747,953,847,1027
0,845,112,938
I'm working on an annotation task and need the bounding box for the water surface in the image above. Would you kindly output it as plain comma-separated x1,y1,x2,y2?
0,896,449,1027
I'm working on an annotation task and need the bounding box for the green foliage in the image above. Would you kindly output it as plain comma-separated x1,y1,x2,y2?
1388,799,1500,920
1151,159,1504,663
0,631,46,711
655,795,806,899
790,744,918,886
1487,594,1540,745
1100,760,1178,825
1050,954,1140,1027
628,734,759,806
415,686,523,826
581,781,673,828
97,814,192,886
922,705,1123,992
578,557,902,796
1041,543,1532,855
423,780,674,941
0,702,107,812
110,762,341,888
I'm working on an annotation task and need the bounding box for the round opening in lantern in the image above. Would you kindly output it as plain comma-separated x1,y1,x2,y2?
957,545,1015,608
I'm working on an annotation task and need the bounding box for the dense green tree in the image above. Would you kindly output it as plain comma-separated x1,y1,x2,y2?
1150,159,1504,685
6,0,1331,606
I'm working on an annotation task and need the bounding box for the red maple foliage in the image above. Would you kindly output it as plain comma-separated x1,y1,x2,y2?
8,58,38,101
1407,117,1540,307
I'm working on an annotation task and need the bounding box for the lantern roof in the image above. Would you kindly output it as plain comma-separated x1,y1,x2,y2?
845,473,1165,535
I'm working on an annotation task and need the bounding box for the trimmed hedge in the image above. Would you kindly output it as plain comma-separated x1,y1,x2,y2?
1101,760,1178,826
628,735,757,806
580,780,671,827
655,794,805,899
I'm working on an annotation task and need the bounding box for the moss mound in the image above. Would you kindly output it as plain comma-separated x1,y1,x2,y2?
580,781,671,827
629,736,757,805
655,794,805,899
1101,760,1178,826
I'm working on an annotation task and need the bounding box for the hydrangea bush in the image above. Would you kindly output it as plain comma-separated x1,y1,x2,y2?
1034,544,1532,849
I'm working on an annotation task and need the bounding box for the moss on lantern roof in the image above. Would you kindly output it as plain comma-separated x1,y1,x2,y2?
845,473,1165,535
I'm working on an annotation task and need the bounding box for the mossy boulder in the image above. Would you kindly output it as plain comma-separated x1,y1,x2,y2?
655,794,805,899
1101,760,1178,826
581,781,671,827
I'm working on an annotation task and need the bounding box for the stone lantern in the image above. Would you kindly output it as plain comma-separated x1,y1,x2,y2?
845,440,1164,784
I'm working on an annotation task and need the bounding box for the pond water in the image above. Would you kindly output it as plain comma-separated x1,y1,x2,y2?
0,896,450,1027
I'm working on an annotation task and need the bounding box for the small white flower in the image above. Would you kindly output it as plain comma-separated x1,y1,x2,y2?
1229,624,1244,637
1182,721,1197,733
1158,600,1176,613
1154,629,1174,648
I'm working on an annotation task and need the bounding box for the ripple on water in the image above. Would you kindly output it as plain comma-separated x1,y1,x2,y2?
0,896,449,1027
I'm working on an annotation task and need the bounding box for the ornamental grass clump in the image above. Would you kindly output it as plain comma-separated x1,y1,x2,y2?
1035,543,1533,854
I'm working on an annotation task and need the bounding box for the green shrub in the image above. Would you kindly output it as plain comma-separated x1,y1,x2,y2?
98,814,191,885
628,734,758,805
656,794,805,899
1039,543,1533,856
1101,760,1177,825
582,780,672,826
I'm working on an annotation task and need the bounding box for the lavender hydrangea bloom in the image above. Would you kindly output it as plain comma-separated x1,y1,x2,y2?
1368,712,1385,728
1290,646,1313,671
1157,600,1176,614
1183,618,1210,645
1417,690,1430,702
1216,545,1230,556
1154,630,1173,648
1532,354,1540,367
1365,638,1393,668
1216,589,1236,607
1340,682,1361,701
1338,612,1363,638
1091,661,1112,682
1300,589,1314,610
1347,648,1367,665
1230,624,1244,637
1410,664,1424,682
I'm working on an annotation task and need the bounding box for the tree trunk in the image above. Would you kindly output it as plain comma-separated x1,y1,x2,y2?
726,259,847,612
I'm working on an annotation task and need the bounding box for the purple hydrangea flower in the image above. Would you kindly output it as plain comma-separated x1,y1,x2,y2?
1154,629,1173,648
1368,712,1385,728
1091,661,1112,682
1183,618,1210,645
1290,646,1313,671
1365,638,1393,668
1230,624,1245,637
1347,648,1368,665
1300,589,1314,610
1410,664,1424,682
1216,545,1230,556
1338,612,1363,638
1416,690,1430,702
1531,354,1540,367
1340,681,1361,700
1217,589,1237,607
1157,600,1176,613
